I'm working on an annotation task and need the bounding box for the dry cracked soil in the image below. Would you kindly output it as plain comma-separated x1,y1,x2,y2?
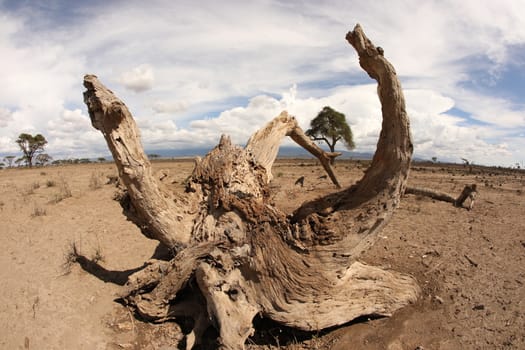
0,159,523,349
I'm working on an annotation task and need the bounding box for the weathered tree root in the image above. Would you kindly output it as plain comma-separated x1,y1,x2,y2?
83,24,420,349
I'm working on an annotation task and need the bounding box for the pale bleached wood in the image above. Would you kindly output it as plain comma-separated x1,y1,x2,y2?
84,75,195,249
83,24,420,350
405,184,477,209
246,111,341,187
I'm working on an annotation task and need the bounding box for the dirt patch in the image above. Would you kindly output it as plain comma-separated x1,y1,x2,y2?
0,160,523,349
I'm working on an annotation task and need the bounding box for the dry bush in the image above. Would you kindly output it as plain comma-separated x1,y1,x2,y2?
22,182,40,196
61,238,106,275
46,179,56,187
31,206,47,217
91,245,105,263
51,177,72,203
62,241,80,275
88,171,104,190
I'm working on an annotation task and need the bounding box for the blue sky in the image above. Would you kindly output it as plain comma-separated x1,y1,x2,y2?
0,0,524,166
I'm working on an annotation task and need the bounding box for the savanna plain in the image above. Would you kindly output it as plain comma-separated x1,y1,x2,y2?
0,159,523,349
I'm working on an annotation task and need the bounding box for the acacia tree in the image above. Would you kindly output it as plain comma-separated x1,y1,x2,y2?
3,156,16,168
306,106,355,163
81,25,420,349
36,153,52,166
15,133,47,168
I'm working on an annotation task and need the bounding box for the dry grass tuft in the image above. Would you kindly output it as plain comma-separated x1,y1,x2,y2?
62,241,81,275
51,177,72,203
22,182,40,196
91,246,105,264
46,179,56,187
31,206,47,217
88,171,104,190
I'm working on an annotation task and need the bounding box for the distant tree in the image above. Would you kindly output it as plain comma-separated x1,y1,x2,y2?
15,157,26,167
461,158,473,174
431,156,438,163
306,106,355,164
0,162,4,169
15,133,47,168
148,154,160,160
36,153,52,166
97,157,106,163
3,155,16,168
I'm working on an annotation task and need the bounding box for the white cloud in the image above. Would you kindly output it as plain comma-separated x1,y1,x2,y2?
0,136,18,155
120,64,155,93
0,0,524,166
0,107,13,127
46,108,105,158
166,85,518,166
451,90,525,127
152,100,188,114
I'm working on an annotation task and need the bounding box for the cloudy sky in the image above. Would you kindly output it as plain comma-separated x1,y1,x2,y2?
0,0,524,166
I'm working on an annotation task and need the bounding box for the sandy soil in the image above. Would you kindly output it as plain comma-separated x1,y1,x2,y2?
0,159,523,349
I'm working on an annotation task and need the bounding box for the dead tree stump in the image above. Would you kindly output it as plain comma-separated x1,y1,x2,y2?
83,24,420,350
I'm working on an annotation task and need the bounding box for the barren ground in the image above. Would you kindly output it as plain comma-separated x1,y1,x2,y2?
0,159,523,349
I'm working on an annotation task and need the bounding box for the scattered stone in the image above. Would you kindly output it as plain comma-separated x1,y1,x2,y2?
473,304,485,311
464,255,478,267
294,176,305,187
434,295,444,304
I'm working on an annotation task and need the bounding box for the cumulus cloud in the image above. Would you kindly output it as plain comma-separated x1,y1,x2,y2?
451,90,525,127
0,135,18,154
152,100,188,114
0,107,13,127
155,85,517,166
0,1,524,165
46,108,105,157
120,64,154,93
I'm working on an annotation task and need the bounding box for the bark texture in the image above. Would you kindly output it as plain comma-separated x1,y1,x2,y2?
83,24,419,349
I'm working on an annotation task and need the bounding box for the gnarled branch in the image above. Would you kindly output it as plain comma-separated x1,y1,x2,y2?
84,23,419,350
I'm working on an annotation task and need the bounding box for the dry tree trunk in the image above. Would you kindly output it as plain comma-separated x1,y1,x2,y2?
83,24,420,350
405,184,478,209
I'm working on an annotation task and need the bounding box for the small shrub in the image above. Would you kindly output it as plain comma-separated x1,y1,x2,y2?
51,177,72,203
46,179,56,187
91,247,105,263
89,171,104,190
62,241,80,275
21,182,40,197
276,172,284,178
31,206,47,217
40,171,47,176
